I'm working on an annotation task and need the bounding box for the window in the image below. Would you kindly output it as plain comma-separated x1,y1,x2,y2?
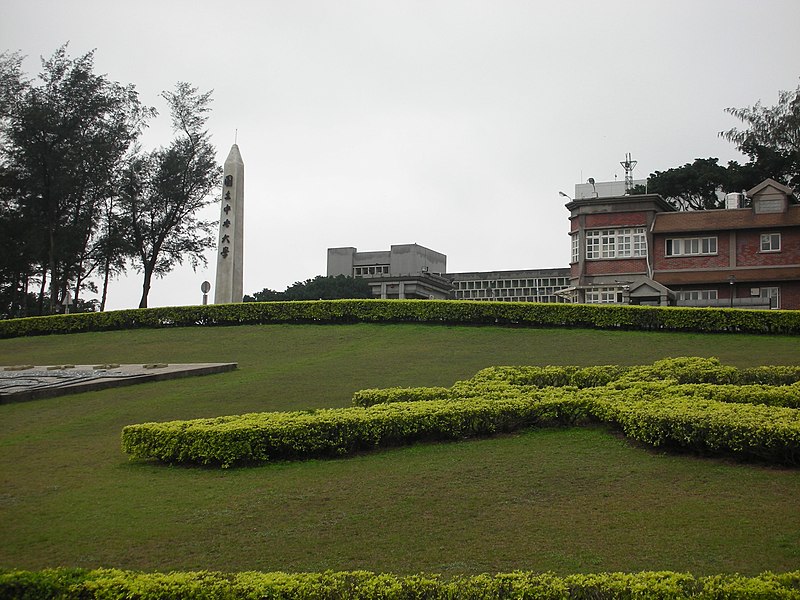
679,290,718,301
585,287,623,304
586,232,600,259
760,233,781,252
760,287,780,309
354,264,389,277
585,228,647,260
665,236,717,256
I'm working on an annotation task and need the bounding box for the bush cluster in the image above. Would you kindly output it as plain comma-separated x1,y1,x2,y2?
2,568,799,600
354,358,800,407
2,299,800,339
122,392,588,468
122,357,800,467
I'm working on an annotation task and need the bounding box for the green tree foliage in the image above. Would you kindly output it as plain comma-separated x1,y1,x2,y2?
0,46,219,317
631,157,776,210
244,275,373,302
632,158,731,210
722,80,800,189
243,287,284,302
633,80,799,210
120,83,220,308
0,45,149,316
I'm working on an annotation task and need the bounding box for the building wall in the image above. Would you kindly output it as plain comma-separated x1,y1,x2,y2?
449,269,570,302
584,258,648,276
736,229,800,267
583,211,650,228
574,179,646,199
327,244,445,278
353,250,392,267
389,244,446,275
780,281,800,310
327,247,356,277
652,232,731,270
565,183,800,309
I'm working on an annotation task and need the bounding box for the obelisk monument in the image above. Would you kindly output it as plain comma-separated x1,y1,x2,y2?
214,144,244,303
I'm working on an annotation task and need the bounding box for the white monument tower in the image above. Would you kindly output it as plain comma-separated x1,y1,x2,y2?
214,144,244,303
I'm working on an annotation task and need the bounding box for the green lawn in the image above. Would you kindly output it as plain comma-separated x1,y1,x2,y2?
1,323,799,575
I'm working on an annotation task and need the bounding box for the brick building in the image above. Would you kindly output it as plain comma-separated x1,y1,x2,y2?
564,178,799,309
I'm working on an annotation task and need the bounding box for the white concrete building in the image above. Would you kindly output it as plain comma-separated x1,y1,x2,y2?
327,244,451,299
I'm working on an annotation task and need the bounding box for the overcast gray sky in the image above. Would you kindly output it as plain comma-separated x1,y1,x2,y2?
3,0,799,309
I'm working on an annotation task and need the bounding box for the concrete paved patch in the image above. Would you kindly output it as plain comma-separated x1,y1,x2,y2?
0,363,237,403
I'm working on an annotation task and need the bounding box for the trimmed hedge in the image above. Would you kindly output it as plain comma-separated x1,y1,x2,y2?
352,386,452,407
461,357,800,388
123,358,800,467
122,391,587,467
587,387,800,464
353,358,800,406
2,568,800,599
2,298,800,339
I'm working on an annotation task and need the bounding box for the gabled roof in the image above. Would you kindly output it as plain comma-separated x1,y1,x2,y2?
629,279,672,298
747,178,794,198
652,205,800,233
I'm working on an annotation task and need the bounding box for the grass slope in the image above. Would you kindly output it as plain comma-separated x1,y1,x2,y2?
1,323,799,575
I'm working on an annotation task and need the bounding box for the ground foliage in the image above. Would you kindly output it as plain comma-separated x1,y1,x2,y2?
123,357,800,467
3,568,800,600
2,299,800,338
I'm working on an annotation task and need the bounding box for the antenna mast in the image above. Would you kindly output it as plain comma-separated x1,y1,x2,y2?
620,152,637,193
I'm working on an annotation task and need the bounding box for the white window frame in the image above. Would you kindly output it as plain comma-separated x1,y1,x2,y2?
760,287,780,309
585,286,623,304
760,233,781,252
679,290,718,301
585,228,647,260
665,236,717,257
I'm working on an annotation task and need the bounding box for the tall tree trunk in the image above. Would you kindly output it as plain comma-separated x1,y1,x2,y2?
22,276,29,317
10,272,20,317
139,263,154,308
74,271,83,310
99,254,111,312
37,267,47,316
48,226,57,314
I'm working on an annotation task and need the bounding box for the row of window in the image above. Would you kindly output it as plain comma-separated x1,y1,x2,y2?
453,277,567,290
584,287,624,304
679,290,718,301
585,228,647,260
666,236,717,256
455,287,564,299
353,265,390,276
574,231,782,261
454,291,563,303
585,286,781,308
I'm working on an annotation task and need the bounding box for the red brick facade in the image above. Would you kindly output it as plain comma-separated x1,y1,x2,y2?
585,259,648,276
652,231,731,270
565,179,800,309
583,211,650,228
735,229,800,267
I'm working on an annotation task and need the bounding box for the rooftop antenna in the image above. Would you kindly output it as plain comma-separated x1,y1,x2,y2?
620,152,637,193
234,129,238,144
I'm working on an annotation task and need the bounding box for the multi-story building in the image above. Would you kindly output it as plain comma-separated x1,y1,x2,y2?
327,244,452,299
564,191,673,305
448,269,570,302
326,245,571,302
652,179,799,309
565,178,799,309
326,179,797,309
